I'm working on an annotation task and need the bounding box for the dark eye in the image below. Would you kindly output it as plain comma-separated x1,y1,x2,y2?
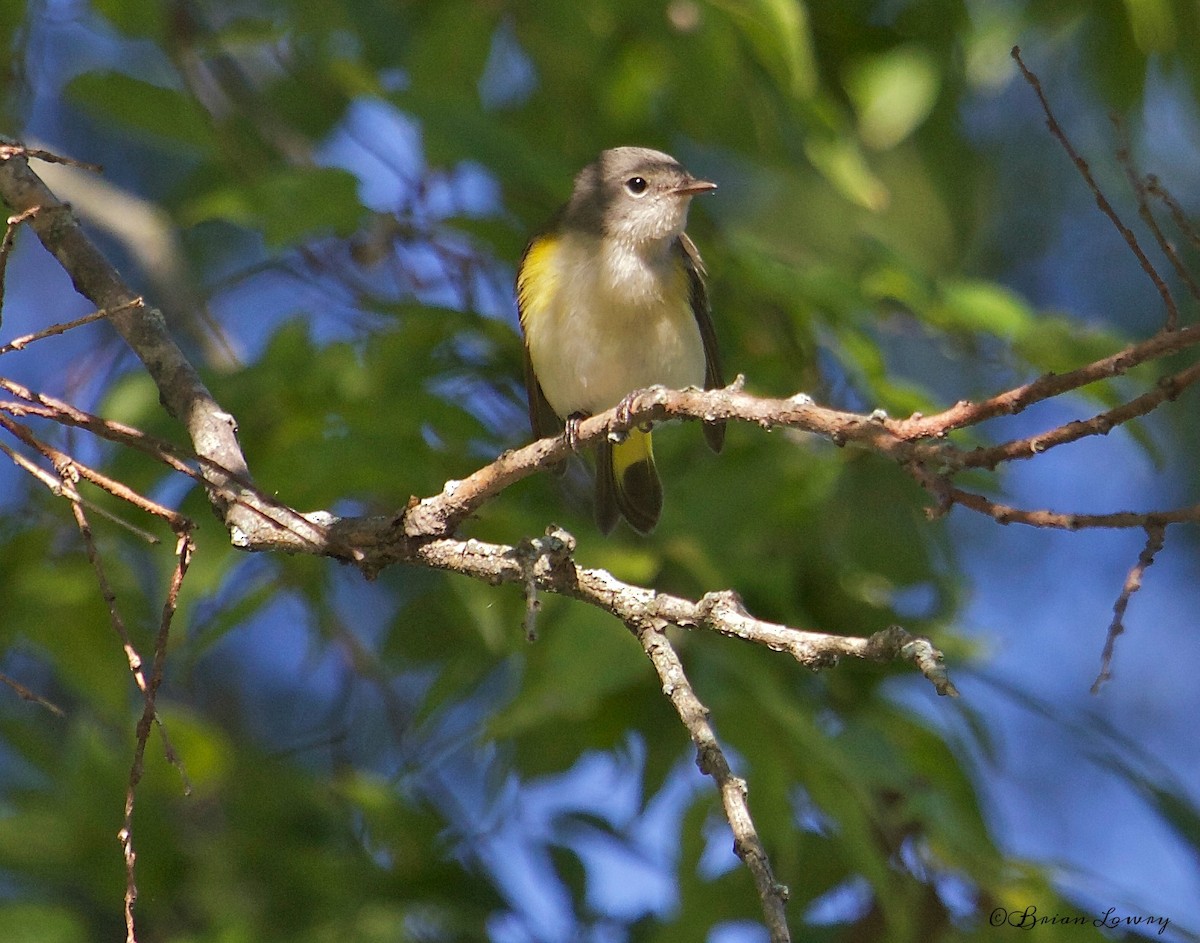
624,176,648,195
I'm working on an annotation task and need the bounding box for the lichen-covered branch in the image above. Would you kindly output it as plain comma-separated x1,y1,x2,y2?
0,144,293,547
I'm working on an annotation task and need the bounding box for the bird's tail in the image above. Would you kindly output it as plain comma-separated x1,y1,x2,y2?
595,428,662,534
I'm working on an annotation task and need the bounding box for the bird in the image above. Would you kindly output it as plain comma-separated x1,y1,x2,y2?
517,146,724,533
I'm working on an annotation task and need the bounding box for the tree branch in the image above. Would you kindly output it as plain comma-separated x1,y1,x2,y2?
638,622,792,943
3,112,1196,938
0,145,286,545
5,144,1200,557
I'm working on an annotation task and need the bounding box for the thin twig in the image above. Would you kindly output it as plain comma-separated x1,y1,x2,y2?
1091,525,1165,693
1146,175,1200,255
1012,46,1179,328
0,378,337,554
889,320,1200,442
0,206,42,320
910,466,1200,530
0,142,103,172
956,359,1200,472
1112,114,1198,317
0,671,66,716
60,489,144,943
67,485,147,695
113,528,193,943
0,437,161,543
0,415,184,539
0,298,144,355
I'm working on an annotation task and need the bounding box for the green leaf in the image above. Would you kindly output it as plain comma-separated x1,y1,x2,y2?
844,45,941,150
180,166,366,247
935,278,1036,339
1121,0,1175,52
708,0,819,100
65,72,216,152
804,134,890,211
489,601,646,746
91,0,165,38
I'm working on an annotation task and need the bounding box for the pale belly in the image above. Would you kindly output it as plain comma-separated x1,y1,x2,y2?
526,239,706,418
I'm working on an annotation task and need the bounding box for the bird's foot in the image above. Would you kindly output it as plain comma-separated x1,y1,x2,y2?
614,385,665,435
614,391,637,429
564,412,588,451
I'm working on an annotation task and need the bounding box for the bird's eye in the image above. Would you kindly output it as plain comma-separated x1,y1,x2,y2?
624,176,648,196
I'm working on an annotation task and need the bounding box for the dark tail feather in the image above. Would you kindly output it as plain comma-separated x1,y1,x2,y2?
595,439,620,534
617,457,662,534
703,419,725,453
595,428,661,534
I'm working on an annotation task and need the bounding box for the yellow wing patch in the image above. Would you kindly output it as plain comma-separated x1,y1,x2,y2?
517,235,560,328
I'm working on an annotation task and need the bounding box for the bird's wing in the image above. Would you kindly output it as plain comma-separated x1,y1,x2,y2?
680,233,726,453
517,235,565,440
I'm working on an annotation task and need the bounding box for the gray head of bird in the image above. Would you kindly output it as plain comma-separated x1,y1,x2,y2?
565,146,717,247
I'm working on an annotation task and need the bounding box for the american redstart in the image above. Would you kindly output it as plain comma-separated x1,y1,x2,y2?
517,147,724,534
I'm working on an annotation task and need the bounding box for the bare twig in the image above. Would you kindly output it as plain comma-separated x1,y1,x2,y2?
0,298,144,355
1112,117,1200,312
1091,525,1165,693
890,321,1200,444
693,592,959,696
62,489,146,943
120,531,193,941
1146,175,1200,255
0,206,43,318
0,436,161,543
910,464,1200,530
0,671,66,716
0,413,187,537
0,142,103,173
0,377,337,554
1012,46,1179,329
955,359,1200,472
66,486,148,697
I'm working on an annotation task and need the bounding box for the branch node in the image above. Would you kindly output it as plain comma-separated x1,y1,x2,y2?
696,589,747,625
510,526,579,641
864,625,960,697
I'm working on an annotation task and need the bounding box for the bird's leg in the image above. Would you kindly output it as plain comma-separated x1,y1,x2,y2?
564,412,589,451
614,386,664,439
610,392,640,444
614,391,636,429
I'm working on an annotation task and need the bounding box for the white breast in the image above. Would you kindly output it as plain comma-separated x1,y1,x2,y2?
526,233,706,419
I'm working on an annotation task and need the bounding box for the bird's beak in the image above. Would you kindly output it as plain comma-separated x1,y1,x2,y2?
673,178,717,197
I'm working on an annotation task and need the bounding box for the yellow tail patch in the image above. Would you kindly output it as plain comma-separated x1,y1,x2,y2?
599,427,662,534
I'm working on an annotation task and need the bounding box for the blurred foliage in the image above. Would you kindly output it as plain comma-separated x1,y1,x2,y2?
0,0,1197,941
